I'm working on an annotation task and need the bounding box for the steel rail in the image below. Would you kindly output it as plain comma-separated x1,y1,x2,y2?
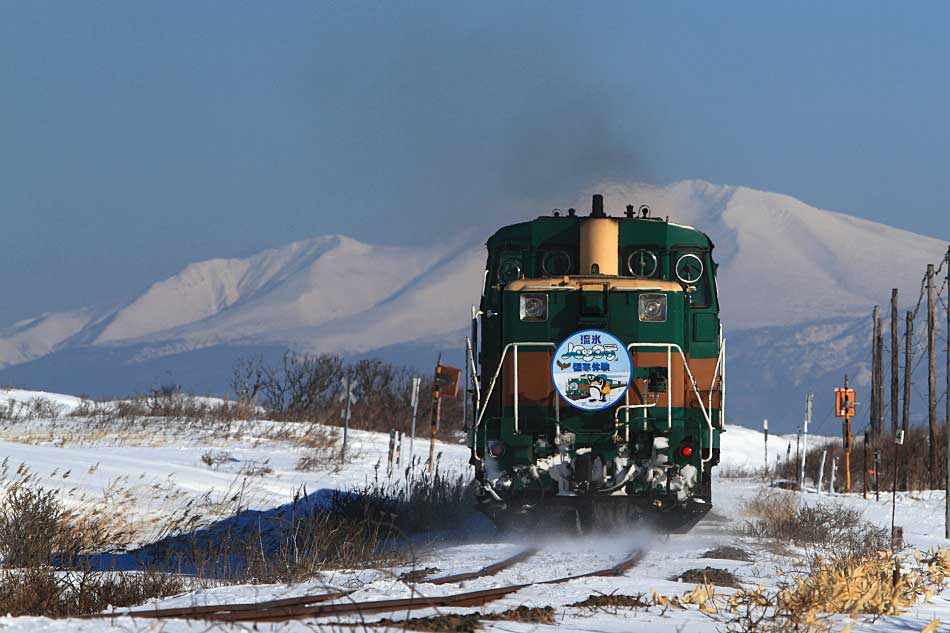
109,547,644,624
83,547,536,621
82,588,355,620
216,547,644,623
82,549,643,622
428,546,538,585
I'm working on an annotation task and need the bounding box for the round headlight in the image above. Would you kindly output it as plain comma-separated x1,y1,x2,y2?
638,293,667,322
524,297,544,318
643,299,663,318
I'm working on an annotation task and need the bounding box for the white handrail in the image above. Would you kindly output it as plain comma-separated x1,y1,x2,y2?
472,341,556,463
626,342,716,466
472,338,724,469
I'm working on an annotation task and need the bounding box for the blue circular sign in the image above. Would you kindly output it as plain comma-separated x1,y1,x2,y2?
551,329,632,412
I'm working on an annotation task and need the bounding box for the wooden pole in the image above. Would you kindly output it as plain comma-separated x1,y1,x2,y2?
877,328,885,437
871,306,880,439
903,310,913,491
863,430,869,499
844,376,852,493
945,247,950,537
928,264,937,487
875,449,881,502
891,289,900,436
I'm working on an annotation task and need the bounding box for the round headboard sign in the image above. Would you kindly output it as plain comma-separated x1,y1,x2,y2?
551,329,632,412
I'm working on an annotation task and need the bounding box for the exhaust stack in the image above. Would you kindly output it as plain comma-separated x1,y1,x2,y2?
579,194,618,275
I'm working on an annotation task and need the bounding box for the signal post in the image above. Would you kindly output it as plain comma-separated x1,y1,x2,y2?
429,358,461,473
835,376,856,493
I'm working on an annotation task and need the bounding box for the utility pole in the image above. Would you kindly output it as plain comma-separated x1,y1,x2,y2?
871,306,881,439
863,431,869,499
891,289,899,436
903,310,913,491
763,419,769,482
843,376,853,493
928,264,937,486
945,246,950,537
877,327,885,437
892,428,903,544
875,449,881,502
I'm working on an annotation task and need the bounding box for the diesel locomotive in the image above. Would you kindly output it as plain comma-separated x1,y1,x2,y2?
468,194,725,529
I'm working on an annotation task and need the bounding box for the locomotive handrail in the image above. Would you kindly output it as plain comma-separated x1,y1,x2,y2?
472,341,556,464
626,342,716,466
708,333,726,431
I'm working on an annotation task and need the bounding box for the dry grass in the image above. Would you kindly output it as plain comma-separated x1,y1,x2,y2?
714,548,950,632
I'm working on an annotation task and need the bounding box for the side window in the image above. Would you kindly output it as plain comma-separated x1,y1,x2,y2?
537,248,575,277
621,246,662,279
495,251,524,286
671,249,711,308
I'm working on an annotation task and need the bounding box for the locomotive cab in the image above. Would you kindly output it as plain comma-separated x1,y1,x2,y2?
469,195,725,530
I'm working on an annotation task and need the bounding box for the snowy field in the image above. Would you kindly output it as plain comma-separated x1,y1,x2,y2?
0,388,947,632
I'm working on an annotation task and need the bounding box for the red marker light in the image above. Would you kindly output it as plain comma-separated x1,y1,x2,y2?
488,441,506,458
680,446,694,458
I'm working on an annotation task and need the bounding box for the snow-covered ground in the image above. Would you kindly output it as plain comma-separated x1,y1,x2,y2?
0,388,947,632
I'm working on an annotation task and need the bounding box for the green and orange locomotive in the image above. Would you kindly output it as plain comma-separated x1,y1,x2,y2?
468,194,725,529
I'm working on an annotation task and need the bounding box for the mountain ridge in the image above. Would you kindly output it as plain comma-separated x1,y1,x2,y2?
1,179,946,431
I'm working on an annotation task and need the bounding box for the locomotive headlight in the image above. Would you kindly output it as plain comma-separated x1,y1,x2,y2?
520,293,548,321
638,293,667,323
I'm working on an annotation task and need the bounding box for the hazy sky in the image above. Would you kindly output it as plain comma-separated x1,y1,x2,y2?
2,2,949,324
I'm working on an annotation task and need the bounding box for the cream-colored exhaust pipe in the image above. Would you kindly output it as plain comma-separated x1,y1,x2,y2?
580,217,619,275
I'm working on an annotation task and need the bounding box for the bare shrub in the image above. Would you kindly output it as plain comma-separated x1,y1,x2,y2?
200,450,235,468
0,397,63,422
740,491,888,558
0,484,136,568
232,352,466,436
294,426,348,471
232,352,343,423
0,486,69,567
238,460,273,477
0,568,184,617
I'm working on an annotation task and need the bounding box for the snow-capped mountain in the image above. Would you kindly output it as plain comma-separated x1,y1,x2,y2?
0,180,945,431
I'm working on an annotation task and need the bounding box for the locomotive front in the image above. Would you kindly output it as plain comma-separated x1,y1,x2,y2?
469,194,725,529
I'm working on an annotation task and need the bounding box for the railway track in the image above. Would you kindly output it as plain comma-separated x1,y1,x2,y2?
88,546,643,624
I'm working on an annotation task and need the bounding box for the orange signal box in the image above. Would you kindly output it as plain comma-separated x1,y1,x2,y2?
835,388,856,418
434,364,461,398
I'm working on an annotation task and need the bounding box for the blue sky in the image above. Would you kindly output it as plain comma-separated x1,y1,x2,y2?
2,2,948,324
